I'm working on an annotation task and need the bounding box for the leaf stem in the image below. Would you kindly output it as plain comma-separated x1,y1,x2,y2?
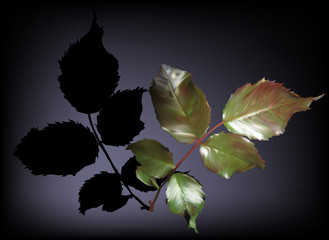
87,114,149,211
87,114,118,174
149,121,225,211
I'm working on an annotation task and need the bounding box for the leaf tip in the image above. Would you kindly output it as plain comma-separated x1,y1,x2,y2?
314,93,324,101
223,173,231,180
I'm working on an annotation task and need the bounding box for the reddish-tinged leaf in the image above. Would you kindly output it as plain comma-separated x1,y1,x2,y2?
223,78,323,140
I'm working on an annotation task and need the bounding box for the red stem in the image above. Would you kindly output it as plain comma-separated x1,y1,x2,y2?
149,121,225,211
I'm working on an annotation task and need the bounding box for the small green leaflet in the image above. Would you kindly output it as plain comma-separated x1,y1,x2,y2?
150,64,211,144
223,78,323,140
136,167,160,189
199,132,264,179
166,173,205,234
127,139,175,188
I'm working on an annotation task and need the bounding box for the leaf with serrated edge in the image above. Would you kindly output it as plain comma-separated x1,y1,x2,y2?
97,88,146,146
150,64,211,144
127,139,175,180
13,121,98,176
166,173,205,234
58,12,119,114
78,171,131,214
223,78,323,140
199,132,264,179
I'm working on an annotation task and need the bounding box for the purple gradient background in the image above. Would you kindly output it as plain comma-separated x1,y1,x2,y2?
1,3,327,239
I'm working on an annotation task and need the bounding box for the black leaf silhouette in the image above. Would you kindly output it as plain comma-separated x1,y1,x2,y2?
121,157,158,192
97,87,147,146
58,11,119,114
13,121,98,176
78,171,132,214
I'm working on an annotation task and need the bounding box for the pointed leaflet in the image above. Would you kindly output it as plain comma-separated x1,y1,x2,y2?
166,173,205,234
149,65,211,144
13,121,98,176
199,132,264,179
223,78,323,140
97,88,146,146
121,157,158,192
58,12,119,114
127,139,175,189
79,172,131,214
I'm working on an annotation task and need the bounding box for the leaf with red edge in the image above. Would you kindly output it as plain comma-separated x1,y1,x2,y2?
223,78,323,140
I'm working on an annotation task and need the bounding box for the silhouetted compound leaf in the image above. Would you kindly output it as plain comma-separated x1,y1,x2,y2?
121,157,158,192
13,121,98,176
223,78,324,140
127,139,175,189
166,173,205,234
150,64,211,144
58,12,119,114
79,171,132,214
199,132,264,179
97,88,146,146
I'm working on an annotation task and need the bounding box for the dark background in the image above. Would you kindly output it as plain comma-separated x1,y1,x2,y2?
1,2,327,239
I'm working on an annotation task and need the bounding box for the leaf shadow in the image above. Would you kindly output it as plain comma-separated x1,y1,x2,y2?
13,10,150,215
79,171,132,214
13,121,99,176
97,88,147,146
58,11,119,114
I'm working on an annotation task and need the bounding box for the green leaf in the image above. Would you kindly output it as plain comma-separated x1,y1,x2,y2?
199,132,264,179
166,173,205,234
126,139,175,185
223,78,323,140
136,167,159,189
149,64,211,144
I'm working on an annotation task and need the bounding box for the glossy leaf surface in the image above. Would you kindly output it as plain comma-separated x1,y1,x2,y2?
199,132,264,179
166,173,205,233
127,139,175,188
13,121,98,176
150,64,211,144
223,78,323,140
